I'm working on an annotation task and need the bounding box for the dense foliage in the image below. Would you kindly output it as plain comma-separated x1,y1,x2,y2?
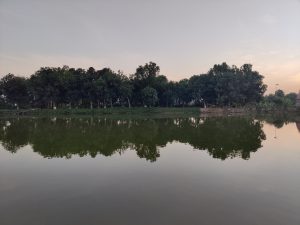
0,62,268,109
259,89,298,111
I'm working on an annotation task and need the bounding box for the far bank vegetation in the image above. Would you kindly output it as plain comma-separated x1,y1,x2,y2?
0,62,298,111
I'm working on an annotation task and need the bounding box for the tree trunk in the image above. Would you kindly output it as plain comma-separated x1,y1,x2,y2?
127,97,131,108
90,101,93,109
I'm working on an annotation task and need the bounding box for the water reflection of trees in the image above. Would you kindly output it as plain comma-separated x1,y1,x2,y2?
0,117,266,161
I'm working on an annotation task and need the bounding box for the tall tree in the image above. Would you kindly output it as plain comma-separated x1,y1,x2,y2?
0,74,29,109
141,86,158,107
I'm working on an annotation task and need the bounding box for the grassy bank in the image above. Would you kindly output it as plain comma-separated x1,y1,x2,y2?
0,107,201,118
0,107,299,119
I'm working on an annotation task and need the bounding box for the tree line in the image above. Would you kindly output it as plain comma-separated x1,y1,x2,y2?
0,62,269,109
259,89,299,110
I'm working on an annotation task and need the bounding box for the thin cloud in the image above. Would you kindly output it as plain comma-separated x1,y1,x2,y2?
261,14,277,24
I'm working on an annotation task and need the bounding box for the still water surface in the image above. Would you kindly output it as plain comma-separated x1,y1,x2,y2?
0,117,299,225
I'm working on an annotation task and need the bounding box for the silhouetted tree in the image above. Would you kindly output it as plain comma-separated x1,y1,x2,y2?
0,73,29,109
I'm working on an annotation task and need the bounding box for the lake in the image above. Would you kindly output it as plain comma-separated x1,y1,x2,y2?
0,116,299,225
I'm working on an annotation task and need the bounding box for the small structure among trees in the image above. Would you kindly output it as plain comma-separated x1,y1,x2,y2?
296,91,300,108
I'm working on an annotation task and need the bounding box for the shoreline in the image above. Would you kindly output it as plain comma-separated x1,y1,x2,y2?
0,107,200,118
0,107,299,118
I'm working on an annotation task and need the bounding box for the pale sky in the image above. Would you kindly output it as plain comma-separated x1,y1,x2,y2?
0,0,300,93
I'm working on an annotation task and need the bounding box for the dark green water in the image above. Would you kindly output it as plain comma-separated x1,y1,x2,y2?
0,117,299,225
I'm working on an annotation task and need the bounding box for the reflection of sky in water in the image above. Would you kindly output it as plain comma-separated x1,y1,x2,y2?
0,120,299,225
